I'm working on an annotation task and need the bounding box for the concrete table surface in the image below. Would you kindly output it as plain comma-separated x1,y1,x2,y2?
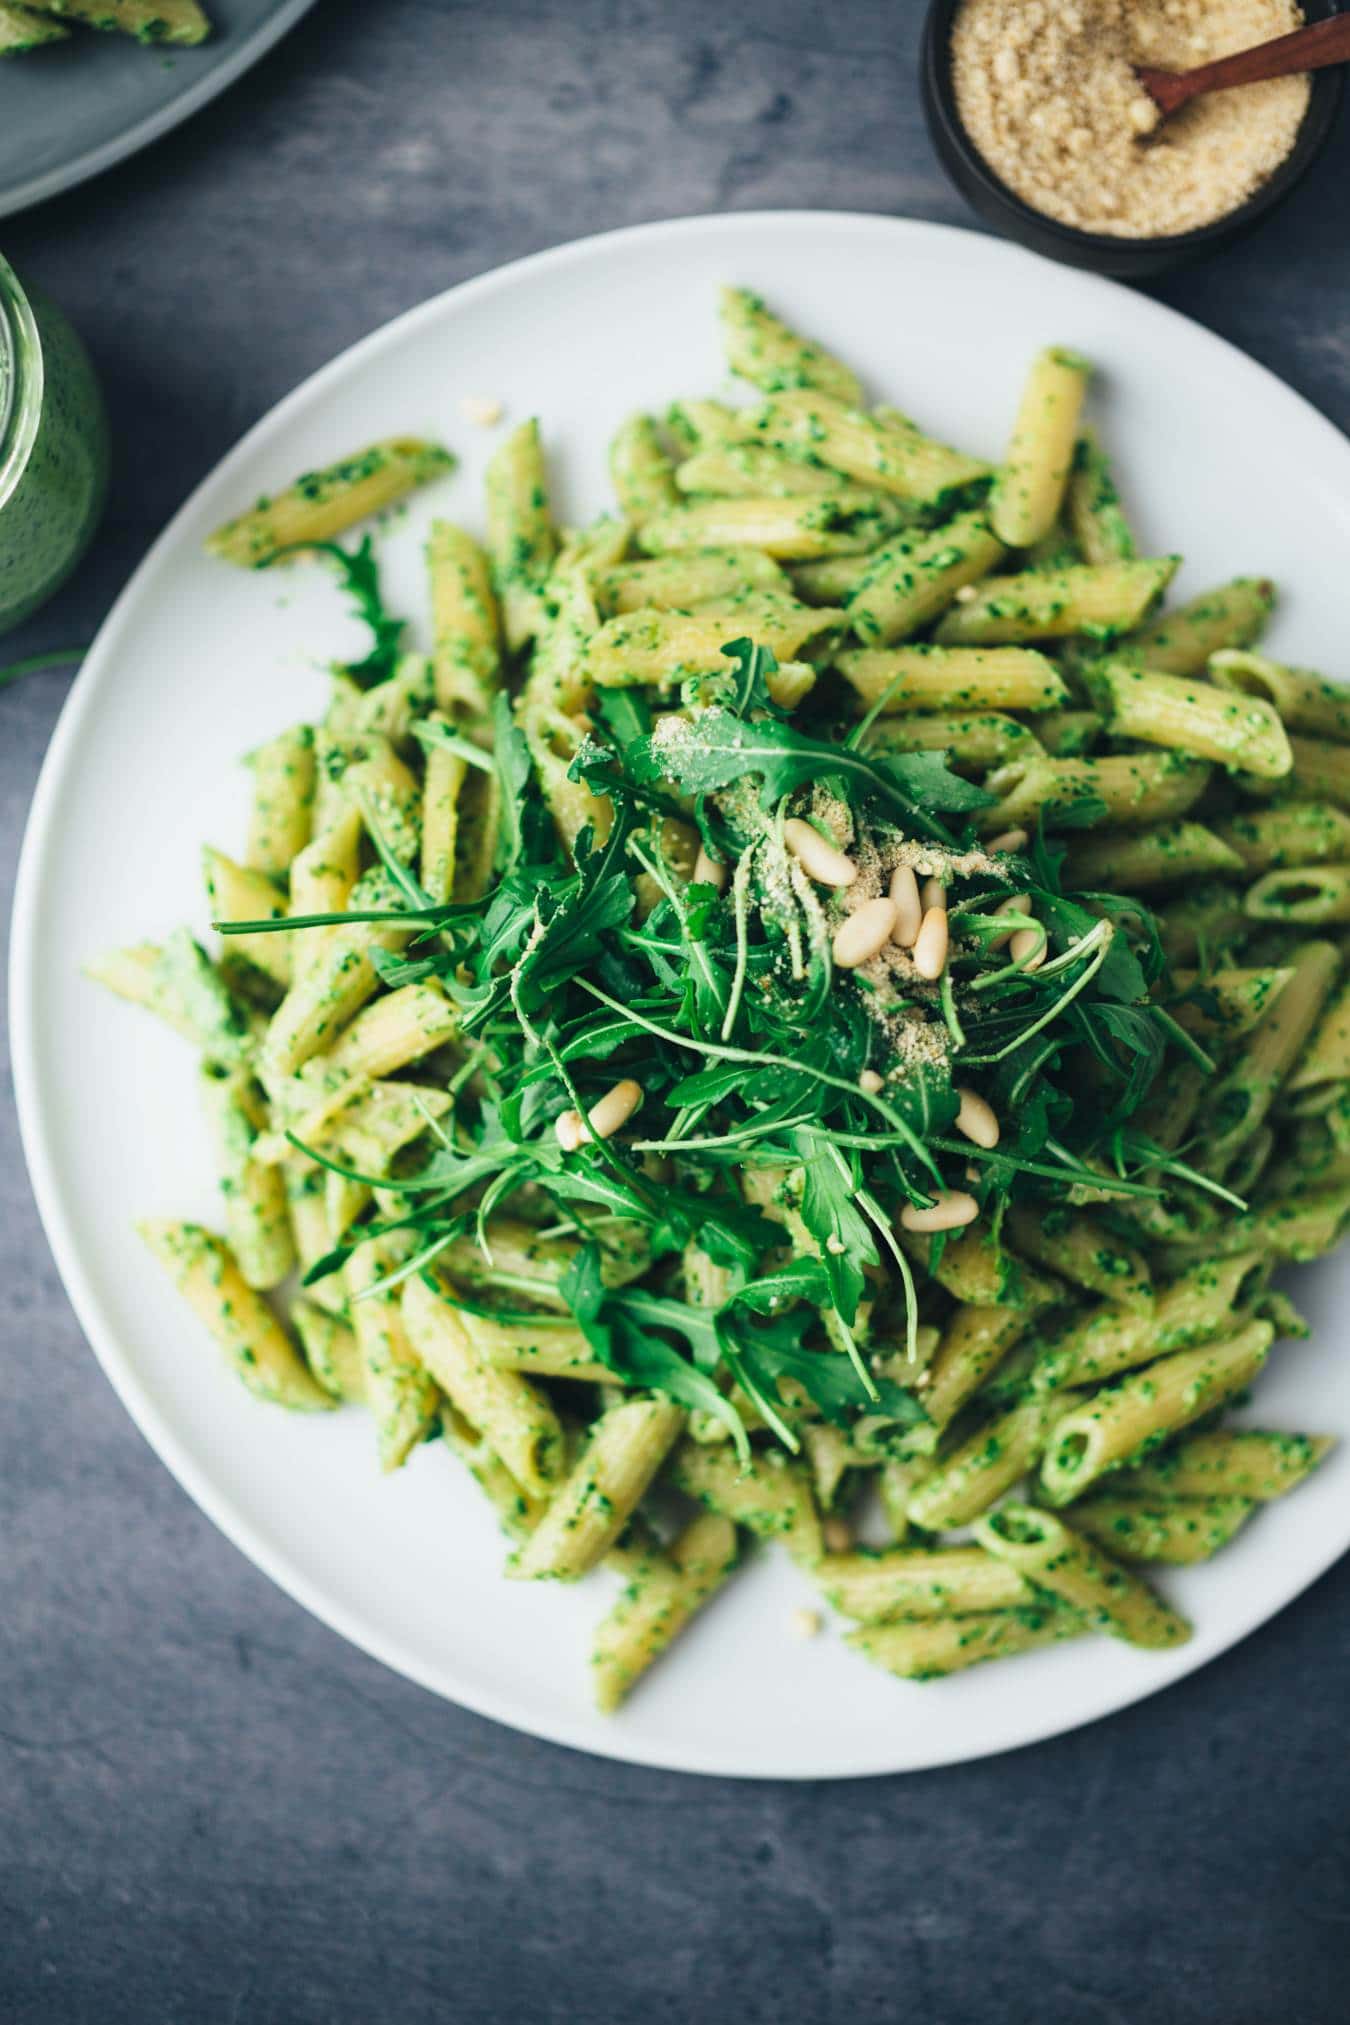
4,4,1350,2019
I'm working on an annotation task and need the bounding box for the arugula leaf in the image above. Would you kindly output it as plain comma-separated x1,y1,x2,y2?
274,536,405,689
630,708,990,842
792,1127,878,1324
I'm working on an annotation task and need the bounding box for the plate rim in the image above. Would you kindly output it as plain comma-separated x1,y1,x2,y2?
13,207,1350,1780
0,0,317,222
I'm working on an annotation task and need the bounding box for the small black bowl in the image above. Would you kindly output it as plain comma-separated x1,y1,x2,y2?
922,0,1344,279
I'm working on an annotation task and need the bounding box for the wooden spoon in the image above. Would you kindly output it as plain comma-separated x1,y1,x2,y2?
1137,14,1350,121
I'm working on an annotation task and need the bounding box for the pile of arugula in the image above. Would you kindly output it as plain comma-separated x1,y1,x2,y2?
224,553,1234,1461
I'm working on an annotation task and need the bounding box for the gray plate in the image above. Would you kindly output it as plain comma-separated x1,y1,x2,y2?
0,0,316,219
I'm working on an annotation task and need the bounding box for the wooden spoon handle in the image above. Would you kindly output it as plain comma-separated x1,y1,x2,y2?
1143,16,1350,115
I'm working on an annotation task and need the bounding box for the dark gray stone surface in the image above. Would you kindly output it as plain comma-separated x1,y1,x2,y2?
4,4,1350,2018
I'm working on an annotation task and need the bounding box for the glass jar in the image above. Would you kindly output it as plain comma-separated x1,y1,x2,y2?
0,253,109,637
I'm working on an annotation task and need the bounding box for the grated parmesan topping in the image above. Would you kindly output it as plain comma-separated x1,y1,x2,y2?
951,0,1311,238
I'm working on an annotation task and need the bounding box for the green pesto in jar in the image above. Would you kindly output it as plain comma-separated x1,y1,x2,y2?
0,253,109,637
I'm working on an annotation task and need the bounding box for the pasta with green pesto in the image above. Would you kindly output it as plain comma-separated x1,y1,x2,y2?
92,291,1347,1709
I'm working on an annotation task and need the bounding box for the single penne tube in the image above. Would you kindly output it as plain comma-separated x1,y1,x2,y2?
671,1438,824,1566
325,978,458,1081
198,1064,295,1291
283,1157,346,1315
897,1225,1051,1308
335,733,421,864
637,495,907,561
582,595,842,690
485,418,557,650
979,749,1210,833
139,1220,331,1411
1094,659,1292,779
599,547,788,614
1035,708,1103,756
1286,974,1350,1099
609,413,680,522
1065,431,1136,566
509,1398,685,1581
402,1276,564,1497
990,346,1090,549
922,1301,1043,1430
845,513,1007,646
201,847,291,988
590,1511,739,1713
866,710,1043,772
44,0,209,37
459,1306,613,1382
1285,734,1350,808
1210,648,1350,741
344,1234,440,1472
88,931,253,1065
522,703,614,856
245,724,315,876
846,1603,1085,1680
973,1504,1190,1648
1066,821,1245,891
1069,1495,1255,1564
260,869,411,1079
747,388,990,507
1030,1253,1269,1393
206,439,453,567
1202,940,1339,1173
0,6,69,50
675,443,882,501
1244,863,1350,925
1006,1209,1151,1310
1110,1428,1334,1502
426,521,501,719
1166,966,1295,1040
1160,1187,1350,1264
416,728,464,905
906,1391,1086,1531
291,1297,365,1403
1038,1319,1274,1502
835,643,1065,714
1216,801,1350,873
352,654,434,744
440,1404,550,1541
286,807,362,988
791,551,878,606
934,557,1178,646
1125,577,1275,675
1157,881,1248,965
819,1544,1032,1622
718,286,863,405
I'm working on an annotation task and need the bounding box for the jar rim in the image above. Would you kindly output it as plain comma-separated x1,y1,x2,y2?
0,254,44,518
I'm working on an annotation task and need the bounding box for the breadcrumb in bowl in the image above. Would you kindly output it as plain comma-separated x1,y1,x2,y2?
922,0,1343,278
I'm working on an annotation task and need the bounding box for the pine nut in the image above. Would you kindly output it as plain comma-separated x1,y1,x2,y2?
1010,925,1048,971
555,1109,586,1152
921,874,946,913
859,1068,885,1094
900,1190,980,1234
889,864,922,947
587,1077,644,1140
789,1607,823,1639
988,828,1029,854
693,845,726,893
912,905,949,981
989,892,1029,950
784,818,857,888
822,1516,854,1554
955,1085,1000,1149
832,896,898,969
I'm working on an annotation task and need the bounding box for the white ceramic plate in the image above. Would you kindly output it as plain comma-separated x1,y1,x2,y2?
14,213,1350,1780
